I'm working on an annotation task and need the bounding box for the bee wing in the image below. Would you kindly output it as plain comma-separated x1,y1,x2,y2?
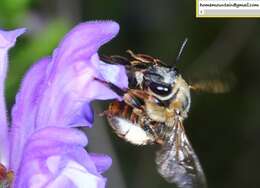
188,73,236,94
155,121,207,188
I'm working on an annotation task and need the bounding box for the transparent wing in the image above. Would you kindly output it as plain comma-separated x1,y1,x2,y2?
188,73,236,94
155,121,207,188
190,79,234,93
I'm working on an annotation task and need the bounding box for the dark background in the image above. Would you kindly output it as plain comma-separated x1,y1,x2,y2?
1,0,260,188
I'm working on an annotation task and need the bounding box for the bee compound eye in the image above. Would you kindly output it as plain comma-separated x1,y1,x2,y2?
149,82,172,96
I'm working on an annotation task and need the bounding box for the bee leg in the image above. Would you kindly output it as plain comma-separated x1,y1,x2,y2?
128,89,162,105
155,139,164,145
123,93,144,110
125,89,155,112
122,105,130,118
128,89,165,107
150,128,165,145
100,55,131,66
100,100,122,117
127,50,148,63
126,50,154,64
132,108,144,116
146,122,165,145
94,77,146,112
128,89,150,100
130,112,138,123
140,120,164,145
94,77,126,97
99,111,107,116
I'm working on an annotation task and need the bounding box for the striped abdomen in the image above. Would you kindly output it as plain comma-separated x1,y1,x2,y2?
106,101,155,145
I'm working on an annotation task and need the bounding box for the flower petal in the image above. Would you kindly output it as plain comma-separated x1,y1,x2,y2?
98,60,128,89
0,28,25,167
0,28,26,48
34,21,126,129
14,127,108,188
70,103,94,128
10,57,50,172
10,21,127,182
49,21,120,74
89,153,112,174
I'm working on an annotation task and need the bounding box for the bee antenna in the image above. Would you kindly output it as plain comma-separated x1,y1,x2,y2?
175,38,188,65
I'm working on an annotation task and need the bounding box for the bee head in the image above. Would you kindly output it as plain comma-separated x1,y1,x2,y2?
144,65,179,97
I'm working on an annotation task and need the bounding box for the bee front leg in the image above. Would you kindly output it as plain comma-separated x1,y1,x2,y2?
123,93,144,112
127,89,161,106
94,77,127,97
94,78,146,114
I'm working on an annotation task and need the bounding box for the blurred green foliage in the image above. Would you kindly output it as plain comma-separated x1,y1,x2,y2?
0,0,71,106
0,0,30,27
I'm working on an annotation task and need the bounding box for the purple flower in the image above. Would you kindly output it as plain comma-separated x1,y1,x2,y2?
0,21,128,187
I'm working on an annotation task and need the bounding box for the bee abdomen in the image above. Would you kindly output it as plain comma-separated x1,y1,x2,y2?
108,116,154,145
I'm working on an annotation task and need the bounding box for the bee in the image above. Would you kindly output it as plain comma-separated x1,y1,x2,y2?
97,39,207,188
